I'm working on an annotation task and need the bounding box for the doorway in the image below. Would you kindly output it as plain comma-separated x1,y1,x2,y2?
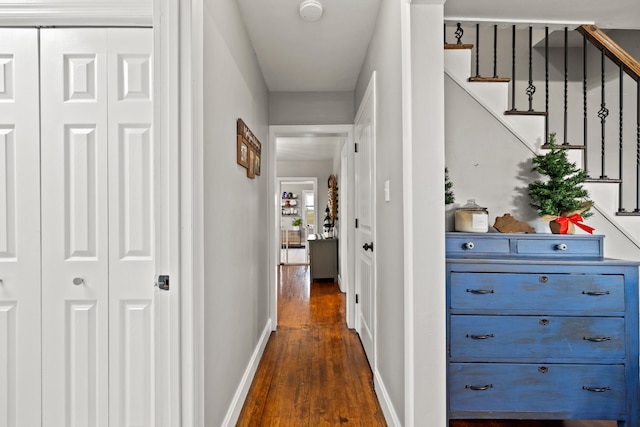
268,125,355,329
279,178,317,265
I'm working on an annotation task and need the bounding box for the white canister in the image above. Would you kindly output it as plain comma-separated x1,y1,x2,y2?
455,199,489,233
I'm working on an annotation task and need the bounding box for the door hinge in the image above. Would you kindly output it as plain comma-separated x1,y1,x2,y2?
356,294,359,304
355,218,359,228
355,142,359,153
157,275,170,291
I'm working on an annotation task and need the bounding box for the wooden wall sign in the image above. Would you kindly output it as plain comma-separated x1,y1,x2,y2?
237,118,262,179
328,174,338,223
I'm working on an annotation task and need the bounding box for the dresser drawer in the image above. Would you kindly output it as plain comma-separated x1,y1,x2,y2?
450,272,624,313
515,236,602,257
446,235,510,256
450,315,625,359
449,363,625,419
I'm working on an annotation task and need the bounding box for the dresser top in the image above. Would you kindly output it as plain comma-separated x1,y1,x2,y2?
445,232,640,264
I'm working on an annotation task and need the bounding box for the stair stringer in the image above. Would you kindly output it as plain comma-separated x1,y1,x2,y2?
445,59,640,260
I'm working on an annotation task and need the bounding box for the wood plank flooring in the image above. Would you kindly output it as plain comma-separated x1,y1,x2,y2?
237,265,386,426
236,265,617,427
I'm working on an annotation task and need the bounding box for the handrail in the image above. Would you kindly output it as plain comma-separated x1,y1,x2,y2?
577,24,640,82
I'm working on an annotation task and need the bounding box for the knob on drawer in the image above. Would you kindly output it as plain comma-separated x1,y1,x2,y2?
463,242,474,250
555,243,568,251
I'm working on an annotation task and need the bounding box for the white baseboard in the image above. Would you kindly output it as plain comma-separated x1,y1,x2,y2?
221,318,273,427
375,368,402,427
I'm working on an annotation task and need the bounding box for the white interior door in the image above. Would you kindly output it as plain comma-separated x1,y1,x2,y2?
354,73,376,367
40,28,157,427
41,28,110,427
0,28,41,427
107,28,157,427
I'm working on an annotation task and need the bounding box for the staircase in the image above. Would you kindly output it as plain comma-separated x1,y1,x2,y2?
443,23,640,260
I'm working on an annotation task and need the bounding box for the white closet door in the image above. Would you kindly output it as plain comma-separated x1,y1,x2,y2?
106,28,157,427
40,29,110,427
0,29,41,427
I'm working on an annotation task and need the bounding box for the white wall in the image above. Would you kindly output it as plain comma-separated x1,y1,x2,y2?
202,0,270,424
269,91,355,125
355,0,406,422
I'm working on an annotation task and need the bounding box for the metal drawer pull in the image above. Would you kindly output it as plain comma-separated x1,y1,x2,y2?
463,242,474,250
583,336,611,342
466,289,494,294
582,290,610,296
583,386,611,393
466,384,493,391
555,243,568,251
466,334,494,340
539,276,549,283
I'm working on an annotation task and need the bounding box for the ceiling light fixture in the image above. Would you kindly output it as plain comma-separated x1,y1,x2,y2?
299,0,323,22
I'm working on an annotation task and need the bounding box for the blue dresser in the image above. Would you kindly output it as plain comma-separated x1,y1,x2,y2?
446,232,640,426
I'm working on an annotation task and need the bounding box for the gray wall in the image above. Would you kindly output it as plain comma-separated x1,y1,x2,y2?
355,0,406,422
269,91,355,125
202,0,270,424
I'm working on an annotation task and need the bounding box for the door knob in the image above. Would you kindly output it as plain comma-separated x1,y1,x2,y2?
73,277,84,286
363,242,374,252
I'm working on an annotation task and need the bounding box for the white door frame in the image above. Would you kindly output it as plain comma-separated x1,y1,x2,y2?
176,0,205,425
268,125,355,330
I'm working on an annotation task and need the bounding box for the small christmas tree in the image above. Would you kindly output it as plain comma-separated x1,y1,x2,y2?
528,133,594,234
445,167,455,205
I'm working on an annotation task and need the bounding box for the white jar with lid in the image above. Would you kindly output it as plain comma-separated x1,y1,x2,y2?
455,199,489,233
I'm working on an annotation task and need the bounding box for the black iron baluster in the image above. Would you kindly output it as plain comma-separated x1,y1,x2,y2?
527,26,536,112
474,23,480,78
598,48,609,179
511,25,516,111
493,25,498,78
545,26,549,139
455,23,463,45
636,80,640,212
563,27,569,144
619,65,625,212
583,33,589,176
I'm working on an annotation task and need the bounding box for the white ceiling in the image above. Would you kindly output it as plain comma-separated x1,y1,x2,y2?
237,0,381,92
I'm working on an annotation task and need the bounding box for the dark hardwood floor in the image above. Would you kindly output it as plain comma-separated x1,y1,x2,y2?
236,265,386,426
236,265,617,427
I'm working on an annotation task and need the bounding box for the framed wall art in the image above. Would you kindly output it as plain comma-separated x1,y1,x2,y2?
237,118,262,179
237,135,249,168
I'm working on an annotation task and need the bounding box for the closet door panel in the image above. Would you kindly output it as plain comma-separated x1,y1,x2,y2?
40,28,109,427
107,28,156,427
0,29,41,427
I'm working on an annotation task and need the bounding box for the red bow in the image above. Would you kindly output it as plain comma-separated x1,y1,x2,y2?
555,214,595,234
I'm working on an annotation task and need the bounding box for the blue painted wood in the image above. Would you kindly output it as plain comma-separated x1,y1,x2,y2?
446,232,604,258
449,363,625,418
445,232,639,426
450,315,624,359
450,272,625,313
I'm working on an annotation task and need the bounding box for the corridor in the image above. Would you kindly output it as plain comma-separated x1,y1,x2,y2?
236,265,387,426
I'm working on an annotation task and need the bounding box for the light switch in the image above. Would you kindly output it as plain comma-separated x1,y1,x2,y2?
384,180,390,202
